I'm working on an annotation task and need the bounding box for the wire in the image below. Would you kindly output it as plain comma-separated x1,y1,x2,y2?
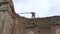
35,13,40,18
16,12,40,18
16,12,32,14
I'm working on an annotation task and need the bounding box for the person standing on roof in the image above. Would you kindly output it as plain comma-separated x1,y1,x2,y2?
31,12,35,19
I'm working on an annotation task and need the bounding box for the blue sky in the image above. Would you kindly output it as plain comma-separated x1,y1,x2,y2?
13,0,60,18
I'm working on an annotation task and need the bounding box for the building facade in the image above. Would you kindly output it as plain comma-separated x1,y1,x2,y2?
14,16,60,34
0,0,16,34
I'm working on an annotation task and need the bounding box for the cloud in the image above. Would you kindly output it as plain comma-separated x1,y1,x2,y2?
13,0,50,18
13,0,60,18
44,0,60,17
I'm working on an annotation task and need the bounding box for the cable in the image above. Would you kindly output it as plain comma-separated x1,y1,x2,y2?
35,13,40,18
16,12,40,18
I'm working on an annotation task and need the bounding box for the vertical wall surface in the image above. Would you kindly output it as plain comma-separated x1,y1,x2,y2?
0,0,15,34
0,11,6,34
2,11,14,34
0,11,14,34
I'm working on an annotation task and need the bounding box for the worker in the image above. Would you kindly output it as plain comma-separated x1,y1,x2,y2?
31,12,35,19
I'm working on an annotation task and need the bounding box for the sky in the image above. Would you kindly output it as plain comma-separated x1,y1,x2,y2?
13,0,60,18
